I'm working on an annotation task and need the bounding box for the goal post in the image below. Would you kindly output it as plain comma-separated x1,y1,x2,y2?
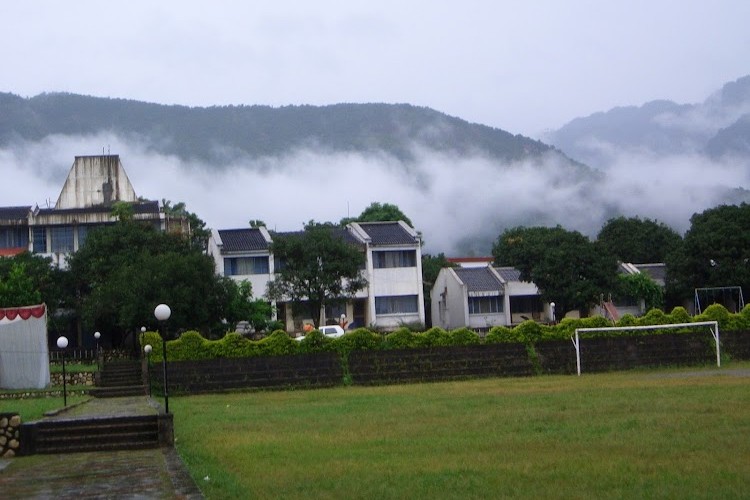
572,321,720,376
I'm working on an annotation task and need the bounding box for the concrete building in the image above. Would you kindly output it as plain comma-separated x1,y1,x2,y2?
209,221,425,333
0,155,182,267
431,264,551,332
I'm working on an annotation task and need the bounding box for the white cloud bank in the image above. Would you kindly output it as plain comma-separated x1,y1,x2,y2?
2,134,748,256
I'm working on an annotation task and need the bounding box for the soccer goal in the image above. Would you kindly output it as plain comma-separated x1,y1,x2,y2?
571,321,720,376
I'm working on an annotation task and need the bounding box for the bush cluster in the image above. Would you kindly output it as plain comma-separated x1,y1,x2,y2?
140,304,750,362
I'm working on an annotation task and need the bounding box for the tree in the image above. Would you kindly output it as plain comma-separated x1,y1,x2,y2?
341,202,413,227
248,219,266,228
665,203,750,308
0,261,41,307
162,199,211,252
615,272,664,312
0,252,69,310
597,216,682,263
67,220,230,347
492,226,618,315
267,222,367,328
221,279,273,333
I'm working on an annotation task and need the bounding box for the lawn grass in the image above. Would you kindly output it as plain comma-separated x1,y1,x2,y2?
0,395,90,421
172,363,750,499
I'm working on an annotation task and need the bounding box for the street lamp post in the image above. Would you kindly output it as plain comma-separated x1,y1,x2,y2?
550,302,556,324
94,331,101,372
140,326,146,350
154,304,172,414
56,336,69,407
144,344,153,397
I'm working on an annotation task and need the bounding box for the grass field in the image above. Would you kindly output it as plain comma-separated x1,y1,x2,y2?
171,364,750,499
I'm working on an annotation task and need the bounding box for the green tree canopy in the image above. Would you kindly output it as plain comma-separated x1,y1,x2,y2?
267,222,367,327
162,199,211,252
66,220,231,346
597,216,682,263
492,226,618,315
341,202,413,227
665,203,750,307
0,252,68,310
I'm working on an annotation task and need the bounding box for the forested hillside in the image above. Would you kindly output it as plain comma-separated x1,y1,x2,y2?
0,92,565,166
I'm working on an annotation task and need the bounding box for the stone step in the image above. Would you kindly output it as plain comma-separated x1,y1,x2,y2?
90,385,147,398
27,415,161,454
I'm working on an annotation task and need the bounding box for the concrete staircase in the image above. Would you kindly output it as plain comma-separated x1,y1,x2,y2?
21,415,161,455
90,359,146,398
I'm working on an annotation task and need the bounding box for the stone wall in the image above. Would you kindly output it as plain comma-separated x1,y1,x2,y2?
148,330,748,394
49,371,96,387
0,413,21,457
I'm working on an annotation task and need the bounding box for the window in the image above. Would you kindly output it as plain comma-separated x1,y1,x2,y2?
32,227,47,253
372,250,416,268
509,295,543,314
468,295,503,314
224,256,270,275
0,227,28,249
77,226,90,249
325,302,347,324
375,295,419,315
50,226,74,253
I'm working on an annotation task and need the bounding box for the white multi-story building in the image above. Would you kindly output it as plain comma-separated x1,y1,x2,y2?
209,221,425,332
431,264,552,332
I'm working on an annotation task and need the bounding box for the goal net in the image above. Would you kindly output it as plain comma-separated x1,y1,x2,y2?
571,321,719,376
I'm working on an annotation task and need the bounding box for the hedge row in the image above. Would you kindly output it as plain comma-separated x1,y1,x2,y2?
140,304,746,362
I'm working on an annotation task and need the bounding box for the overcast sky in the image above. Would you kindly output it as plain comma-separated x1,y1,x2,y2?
2,1,748,137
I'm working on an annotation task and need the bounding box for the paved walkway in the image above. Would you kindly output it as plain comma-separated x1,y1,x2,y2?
0,396,203,499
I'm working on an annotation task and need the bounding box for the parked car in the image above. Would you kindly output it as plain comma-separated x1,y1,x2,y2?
295,324,346,341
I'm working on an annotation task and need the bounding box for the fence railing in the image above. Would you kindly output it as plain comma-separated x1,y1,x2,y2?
49,348,97,363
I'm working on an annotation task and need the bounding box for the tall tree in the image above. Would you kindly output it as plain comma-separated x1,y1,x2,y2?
162,199,211,252
267,222,367,328
341,202,413,227
665,203,750,308
597,216,682,263
67,220,229,346
492,226,618,315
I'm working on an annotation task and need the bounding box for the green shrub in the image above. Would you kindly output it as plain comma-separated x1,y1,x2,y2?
417,327,451,347
140,331,164,360
616,314,638,327
334,328,383,354
384,327,420,350
538,323,567,341
484,325,520,343
449,327,481,346
213,332,260,358
638,308,669,326
513,320,542,343
669,306,692,324
297,330,335,354
168,330,212,360
257,330,298,357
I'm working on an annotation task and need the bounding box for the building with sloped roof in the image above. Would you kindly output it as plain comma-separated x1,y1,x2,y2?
431,264,551,332
209,220,424,333
0,155,184,267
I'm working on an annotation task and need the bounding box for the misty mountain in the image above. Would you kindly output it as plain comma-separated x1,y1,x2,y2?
2,83,748,257
548,75,750,168
0,92,568,167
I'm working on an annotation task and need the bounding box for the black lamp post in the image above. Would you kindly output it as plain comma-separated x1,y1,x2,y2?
144,344,153,397
94,331,101,372
154,303,172,414
56,336,69,407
